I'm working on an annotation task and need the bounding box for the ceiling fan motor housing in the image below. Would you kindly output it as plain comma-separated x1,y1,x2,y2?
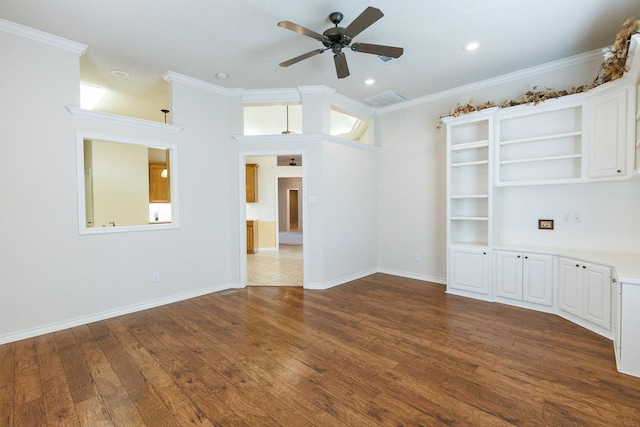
322,27,351,52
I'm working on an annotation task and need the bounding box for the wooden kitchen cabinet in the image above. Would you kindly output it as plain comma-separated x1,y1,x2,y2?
246,163,258,203
246,220,258,254
149,163,170,202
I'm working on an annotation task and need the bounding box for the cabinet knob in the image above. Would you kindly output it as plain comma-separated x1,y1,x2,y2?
525,256,528,259
483,252,487,255
583,265,587,269
576,264,580,267
517,255,521,258
617,169,622,173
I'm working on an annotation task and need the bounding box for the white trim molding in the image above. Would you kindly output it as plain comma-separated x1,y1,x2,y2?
305,268,378,290
0,18,87,54
377,48,604,114
377,268,447,285
0,283,235,345
233,133,380,152
163,71,244,97
67,106,184,132
242,88,302,104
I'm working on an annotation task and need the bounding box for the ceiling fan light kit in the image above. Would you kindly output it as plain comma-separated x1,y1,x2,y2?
277,6,404,79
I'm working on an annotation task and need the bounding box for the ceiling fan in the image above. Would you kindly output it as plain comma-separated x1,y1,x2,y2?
277,6,404,79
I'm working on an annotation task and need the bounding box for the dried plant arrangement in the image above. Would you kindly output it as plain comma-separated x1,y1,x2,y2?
439,16,640,125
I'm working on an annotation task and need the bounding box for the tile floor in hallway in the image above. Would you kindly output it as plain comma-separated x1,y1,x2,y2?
247,244,303,286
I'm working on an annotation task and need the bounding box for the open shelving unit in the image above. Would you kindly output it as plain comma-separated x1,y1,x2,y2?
446,112,494,247
496,104,584,185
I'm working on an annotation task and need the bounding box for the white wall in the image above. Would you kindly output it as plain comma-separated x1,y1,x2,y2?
494,180,640,253
0,28,242,343
320,141,378,285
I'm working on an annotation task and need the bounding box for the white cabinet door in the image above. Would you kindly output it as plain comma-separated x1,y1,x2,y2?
495,251,553,306
495,250,523,300
558,257,612,330
582,262,612,329
522,253,554,306
558,258,582,317
449,247,490,295
588,89,627,178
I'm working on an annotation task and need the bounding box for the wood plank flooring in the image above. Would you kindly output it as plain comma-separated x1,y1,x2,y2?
1,273,639,426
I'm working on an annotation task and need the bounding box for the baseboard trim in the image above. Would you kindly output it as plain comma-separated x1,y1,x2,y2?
305,268,378,290
0,283,234,345
376,268,446,285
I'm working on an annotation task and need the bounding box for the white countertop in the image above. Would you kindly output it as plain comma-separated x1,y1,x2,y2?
493,245,640,285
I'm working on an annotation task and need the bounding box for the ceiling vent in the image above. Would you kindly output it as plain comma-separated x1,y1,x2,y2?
377,55,394,63
363,90,407,107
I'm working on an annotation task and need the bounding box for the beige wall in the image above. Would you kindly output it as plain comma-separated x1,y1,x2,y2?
88,139,149,227
258,220,276,248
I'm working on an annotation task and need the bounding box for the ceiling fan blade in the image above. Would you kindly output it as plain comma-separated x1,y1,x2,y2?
344,7,384,39
277,21,326,41
279,48,327,67
351,43,404,58
334,53,350,79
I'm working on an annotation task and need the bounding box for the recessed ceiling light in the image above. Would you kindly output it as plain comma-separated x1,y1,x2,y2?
464,42,480,51
110,69,129,78
215,72,229,80
364,78,376,85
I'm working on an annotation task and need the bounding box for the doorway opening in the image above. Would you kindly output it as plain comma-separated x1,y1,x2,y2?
288,189,299,230
244,154,304,287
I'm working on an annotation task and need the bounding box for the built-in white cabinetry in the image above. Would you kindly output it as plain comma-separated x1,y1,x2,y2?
494,250,553,306
445,110,494,300
442,35,640,378
449,247,490,297
588,88,628,178
447,112,492,246
617,281,640,377
557,257,612,330
496,103,584,186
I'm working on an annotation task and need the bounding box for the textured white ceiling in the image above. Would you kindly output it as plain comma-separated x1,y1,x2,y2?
2,0,639,107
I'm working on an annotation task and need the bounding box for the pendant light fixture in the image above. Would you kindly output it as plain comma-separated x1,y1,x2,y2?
281,105,295,134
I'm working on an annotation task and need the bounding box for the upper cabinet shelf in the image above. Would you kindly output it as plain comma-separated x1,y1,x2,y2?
500,131,582,146
496,104,584,185
451,140,489,151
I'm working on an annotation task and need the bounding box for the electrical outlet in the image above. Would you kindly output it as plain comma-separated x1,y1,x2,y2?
563,213,571,222
152,272,160,282
414,253,421,262
573,213,582,223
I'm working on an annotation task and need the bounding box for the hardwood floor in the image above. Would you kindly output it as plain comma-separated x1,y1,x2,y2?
1,273,639,426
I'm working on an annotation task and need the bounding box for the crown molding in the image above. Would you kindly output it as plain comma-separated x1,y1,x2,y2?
232,132,379,152
66,106,184,133
0,18,87,55
297,85,336,96
162,71,244,96
377,48,604,114
242,88,301,104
